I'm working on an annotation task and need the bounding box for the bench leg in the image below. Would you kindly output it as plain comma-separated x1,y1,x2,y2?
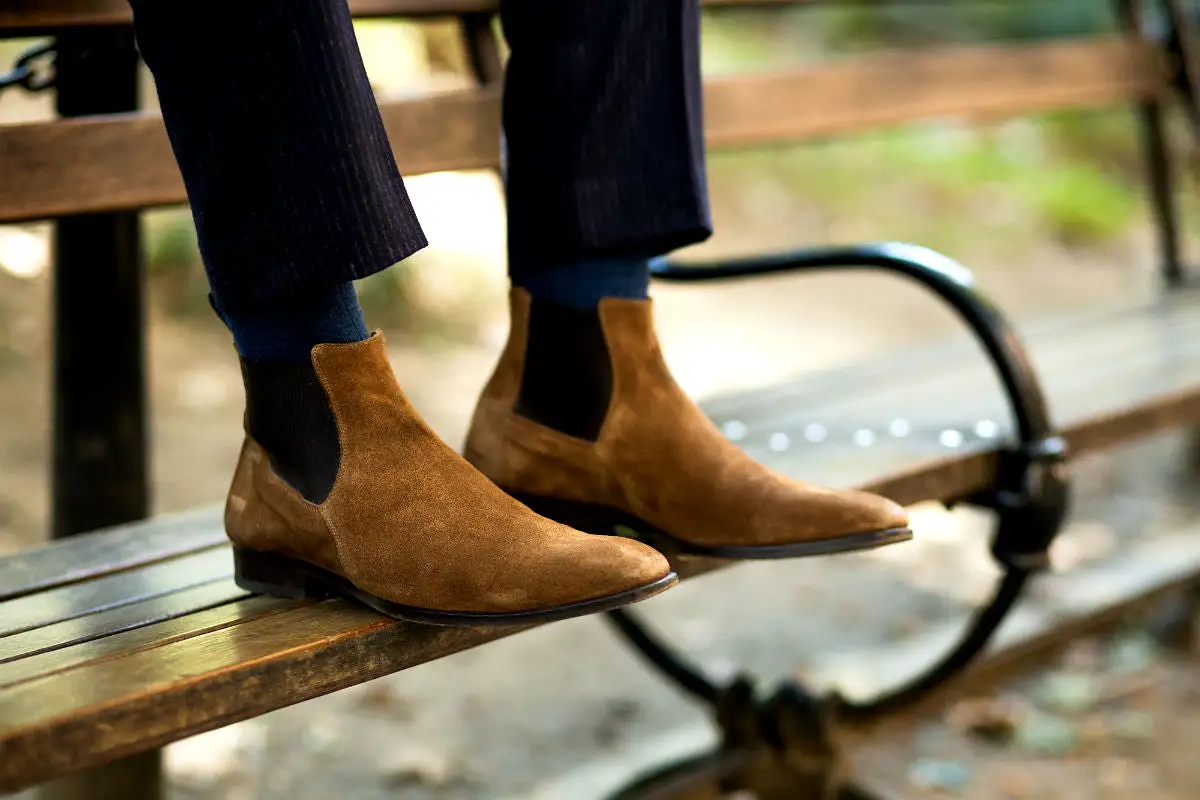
1136,100,1185,288
51,30,148,537
1119,0,1187,288
38,754,163,800
46,28,161,800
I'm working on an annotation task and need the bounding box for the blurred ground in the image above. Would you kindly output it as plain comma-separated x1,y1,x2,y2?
3,11,1200,799
855,624,1200,800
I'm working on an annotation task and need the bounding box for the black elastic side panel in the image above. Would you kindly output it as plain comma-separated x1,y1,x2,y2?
515,299,614,441
241,357,340,503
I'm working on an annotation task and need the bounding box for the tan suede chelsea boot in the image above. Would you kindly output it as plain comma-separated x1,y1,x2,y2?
225,333,676,626
464,290,912,559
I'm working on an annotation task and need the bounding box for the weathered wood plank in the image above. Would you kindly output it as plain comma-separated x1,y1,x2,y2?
0,0,800,33
0,87,502,223
0,548,232,639
0,578,247,665
0,601,531,792
0,508,225,602
0,594,290,691
378,84,502,173
0,37,1160,223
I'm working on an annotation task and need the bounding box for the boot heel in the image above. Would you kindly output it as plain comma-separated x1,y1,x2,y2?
233,546,330,600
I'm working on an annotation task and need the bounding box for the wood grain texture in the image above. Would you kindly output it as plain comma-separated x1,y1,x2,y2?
0,602,532,792
378,85,502,173
0,594,290,690
0,87,501,223
0,0,797,32
0,547,232,639
0,508,225,602
0,578,247,665
0,37,1159,223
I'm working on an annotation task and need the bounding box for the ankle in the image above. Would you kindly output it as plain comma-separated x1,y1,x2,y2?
514,255,650,310
217,281,368,362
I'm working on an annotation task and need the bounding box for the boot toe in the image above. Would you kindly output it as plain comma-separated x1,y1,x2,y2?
543,527,673,606
836,488,909,535
730,481,911,549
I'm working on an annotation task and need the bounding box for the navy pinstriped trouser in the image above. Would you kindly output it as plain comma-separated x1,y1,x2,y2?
128,0,712,313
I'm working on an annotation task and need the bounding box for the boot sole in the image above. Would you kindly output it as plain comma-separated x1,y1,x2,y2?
232,545,678,627
511,494,912,560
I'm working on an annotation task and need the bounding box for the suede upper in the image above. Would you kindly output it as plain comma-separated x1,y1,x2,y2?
465,290,909,548
225,333,671,614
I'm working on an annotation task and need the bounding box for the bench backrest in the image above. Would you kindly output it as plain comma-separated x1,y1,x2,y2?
0,1,1167,225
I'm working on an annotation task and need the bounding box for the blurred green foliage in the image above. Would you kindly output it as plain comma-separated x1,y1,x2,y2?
817,1,1117,49
709,121,1142,259
144,209,209,316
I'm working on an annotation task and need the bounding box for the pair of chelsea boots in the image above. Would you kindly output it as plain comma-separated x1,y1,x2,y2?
226,290,911,626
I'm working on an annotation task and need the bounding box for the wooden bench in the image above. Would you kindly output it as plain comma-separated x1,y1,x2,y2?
4,0,1200,797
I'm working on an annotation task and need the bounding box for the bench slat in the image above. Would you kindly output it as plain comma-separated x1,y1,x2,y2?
0,600,520,791
0,547,232,639
0,0,795,33
0,87,502,223
0,594,289,691
704,298,1196,425
0,577,248,665
707,290,1200,491
0,36,1159,224
0,508,226,602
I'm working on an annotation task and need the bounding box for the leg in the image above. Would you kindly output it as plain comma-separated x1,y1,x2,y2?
131,0,426,315
500,0,712,278
498,0,711,437
466,1,911,557
131,0,673,623
131,0,422,499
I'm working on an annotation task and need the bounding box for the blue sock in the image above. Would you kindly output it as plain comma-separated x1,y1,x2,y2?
515,255,653,309
214,281,369,362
